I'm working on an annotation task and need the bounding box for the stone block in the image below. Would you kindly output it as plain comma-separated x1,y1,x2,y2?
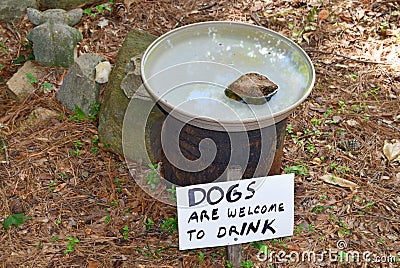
0,0,37,21
26,8,83,68
98,30,164,160
6,61,46,102
57,53,106,115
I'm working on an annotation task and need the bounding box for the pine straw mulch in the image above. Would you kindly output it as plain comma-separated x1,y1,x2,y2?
1,0,400,267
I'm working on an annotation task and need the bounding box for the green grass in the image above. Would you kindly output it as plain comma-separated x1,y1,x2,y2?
83,0,114,16
3,213,30,231
144,163,159,189
144,218,155,230
284,164,309,176
42,82,52,92
161,216,178,234
26,73,37,84
64,237,79,254
123,225,129,239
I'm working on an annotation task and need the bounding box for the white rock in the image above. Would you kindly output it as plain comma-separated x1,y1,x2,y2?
346,119,358,126
95,61,112,84
98,18,109,28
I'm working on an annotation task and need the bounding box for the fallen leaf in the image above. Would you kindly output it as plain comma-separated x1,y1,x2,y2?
311,157,322,165
386,234,398,241
303,32,313,44
356,9,365,21
250,1,263,12
309,105,327,113
321,173,358,189
3,213,31,231
385,29,399,36
88,261,100,268
53,182,67,193
286,244,302,251
383,140,400,162
318,9,329,21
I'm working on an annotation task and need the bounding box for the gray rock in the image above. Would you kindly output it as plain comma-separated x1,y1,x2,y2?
0,0,37,21
57,53,106,115
121,54,143,98
38,0,106,10
26,8,83,68
98,30,164,159
6,61,47,102
27,8,83,26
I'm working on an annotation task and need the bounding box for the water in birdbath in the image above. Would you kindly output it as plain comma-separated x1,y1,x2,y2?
142,22,313,130
162,81,273,122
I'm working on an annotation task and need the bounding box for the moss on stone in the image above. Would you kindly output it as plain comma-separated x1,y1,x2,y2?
98,30,158,156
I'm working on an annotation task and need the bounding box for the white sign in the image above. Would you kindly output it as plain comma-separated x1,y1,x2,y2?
176,174,294,250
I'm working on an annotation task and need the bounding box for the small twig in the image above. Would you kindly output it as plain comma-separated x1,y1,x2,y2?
377,118,400,132
371,0,400,9
46,154,107,205
198,2,217,11
304,48,391,65
107,157,117,201
174,2,217,28
5,22,21,44
173,15,187,28
6,22,22,59
250,13,263,26
0,137,9,164
263,10,292,19
365,211,400,222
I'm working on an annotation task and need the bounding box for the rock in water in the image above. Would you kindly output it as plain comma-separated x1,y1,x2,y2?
225,72,278,105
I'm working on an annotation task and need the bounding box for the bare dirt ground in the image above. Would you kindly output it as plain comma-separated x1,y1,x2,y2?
1,0,399,267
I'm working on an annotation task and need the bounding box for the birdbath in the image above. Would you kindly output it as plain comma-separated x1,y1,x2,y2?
140,21,315,186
